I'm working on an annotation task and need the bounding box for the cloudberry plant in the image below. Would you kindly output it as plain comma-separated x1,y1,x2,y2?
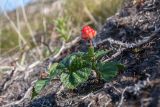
32,26,124,99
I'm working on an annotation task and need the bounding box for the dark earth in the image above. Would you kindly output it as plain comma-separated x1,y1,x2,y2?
0,0,160,107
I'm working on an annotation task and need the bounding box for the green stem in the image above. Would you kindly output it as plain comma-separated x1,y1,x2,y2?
88,40,100,82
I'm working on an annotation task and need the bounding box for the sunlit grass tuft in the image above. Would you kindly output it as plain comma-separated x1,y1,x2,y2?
64,0,124,28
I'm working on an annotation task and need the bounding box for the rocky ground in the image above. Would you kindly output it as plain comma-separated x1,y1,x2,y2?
0,0,160,107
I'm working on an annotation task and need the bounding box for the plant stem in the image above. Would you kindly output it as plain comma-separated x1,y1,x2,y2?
96,71,101,82
89,40,93,47
88,39,100,82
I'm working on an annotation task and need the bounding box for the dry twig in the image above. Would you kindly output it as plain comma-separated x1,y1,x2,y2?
103,28,160,62
2,81,36,107
50,37,81,61
117,87,129,107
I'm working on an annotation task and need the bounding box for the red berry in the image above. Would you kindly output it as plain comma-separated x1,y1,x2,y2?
81,26,97,40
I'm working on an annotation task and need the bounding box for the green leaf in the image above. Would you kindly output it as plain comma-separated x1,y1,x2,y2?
95,50,109,60
31,87,38,99
108,62,125,71
60,68,91,89
61,53,76,68
60,72,78,89
60,52,87,70
59,52,92,89
73,68,91,83
99,62,118,81
116,63,125,71
49,63,59,77
34,79,49,95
